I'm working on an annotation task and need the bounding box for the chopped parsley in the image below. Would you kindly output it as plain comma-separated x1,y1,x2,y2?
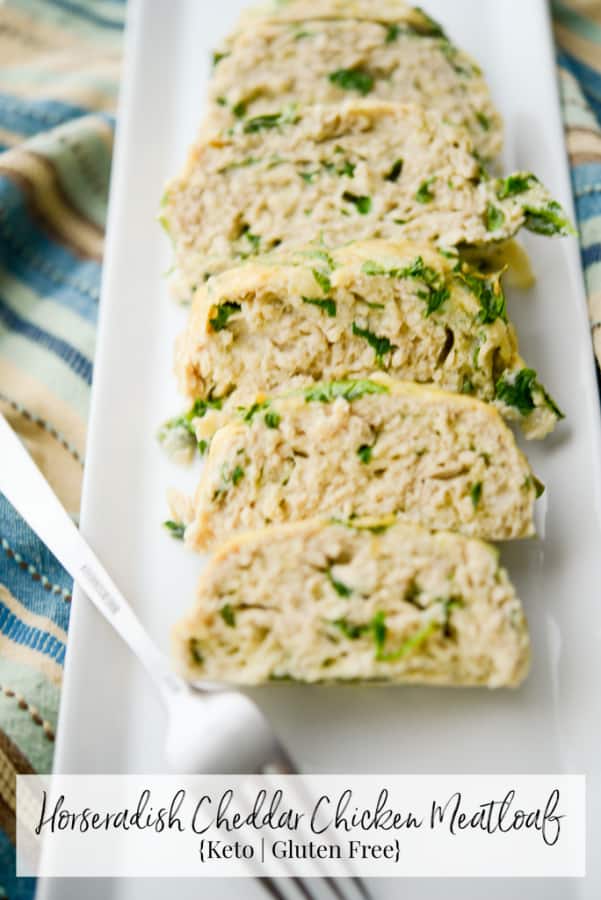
386,24,400,42
158,396,223,455
231,465,245,486
360,299,385,311
352,322,397,366
540,386,565,419
304,248,336,270
357,444,373,465
496,368,566,420
385,159,404,182
476,111,491,131
496,172,538,200
209,301,241,331
299,170,318,183
438,247,459,260
533,476,546,499
302,296,337,317
523,201,575,237
361,261,395,277
331,517,396,535
420,285,450,317
243,108,297,133
331,618,369,640
236,398,278,430
495,368,538,416
189,639,203,665
220,605,236,628
190,397,222,418
414,6,446,38
163,520,186,540
240,401,269,423
416,177,436,203
343,192,372,215
454,268,507,324
212,50,228,67
328,67,374,96
241,227,261,251
374,598,463,662
362,256,450,317
379,618,438,662
441,42,476,77
312,268,332,294
232,100,246,119
486,204,506,232
215,462,246,499
301,159,355,182
460,375,475,395
338,159,356,178
324,158,356,178
471,482,483,509
327,569,353,598
303,380,389,404
371,611,388,658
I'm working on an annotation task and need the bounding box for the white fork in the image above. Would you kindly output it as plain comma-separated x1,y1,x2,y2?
0,414,373,900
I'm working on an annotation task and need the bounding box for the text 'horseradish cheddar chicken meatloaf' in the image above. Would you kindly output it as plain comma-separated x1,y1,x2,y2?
173,240,563,439
161,101,572,292
181,377,540,549
209,20,502,160
173,518,531,688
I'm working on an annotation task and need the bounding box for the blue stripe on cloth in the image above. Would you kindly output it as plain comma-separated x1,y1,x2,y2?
0,177,101,322
0,827,35,900
0,296,93,384
43,0,124,30
0,498,72,635
557,50,601,118
0,604,66,664
0,95,92,139
576,192,601,221
572,163,601,195
583,242,601,267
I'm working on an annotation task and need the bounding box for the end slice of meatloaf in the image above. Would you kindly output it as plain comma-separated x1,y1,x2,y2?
209,20,501,160
173,517,530,688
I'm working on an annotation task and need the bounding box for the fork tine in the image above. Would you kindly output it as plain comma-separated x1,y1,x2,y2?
322,876,374,900
261,875,374,900
260,877,292,900
349,876,374,900
321,877,348,900
264,748,375,900
290,876,322,900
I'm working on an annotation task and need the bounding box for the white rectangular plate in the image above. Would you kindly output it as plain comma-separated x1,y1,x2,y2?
38,0,601,897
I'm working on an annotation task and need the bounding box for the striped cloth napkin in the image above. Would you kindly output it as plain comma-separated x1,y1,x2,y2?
554,0,601,360
0,1,599,896
0,2,124,896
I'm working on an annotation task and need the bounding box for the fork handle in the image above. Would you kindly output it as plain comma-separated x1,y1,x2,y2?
0,414,187,701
